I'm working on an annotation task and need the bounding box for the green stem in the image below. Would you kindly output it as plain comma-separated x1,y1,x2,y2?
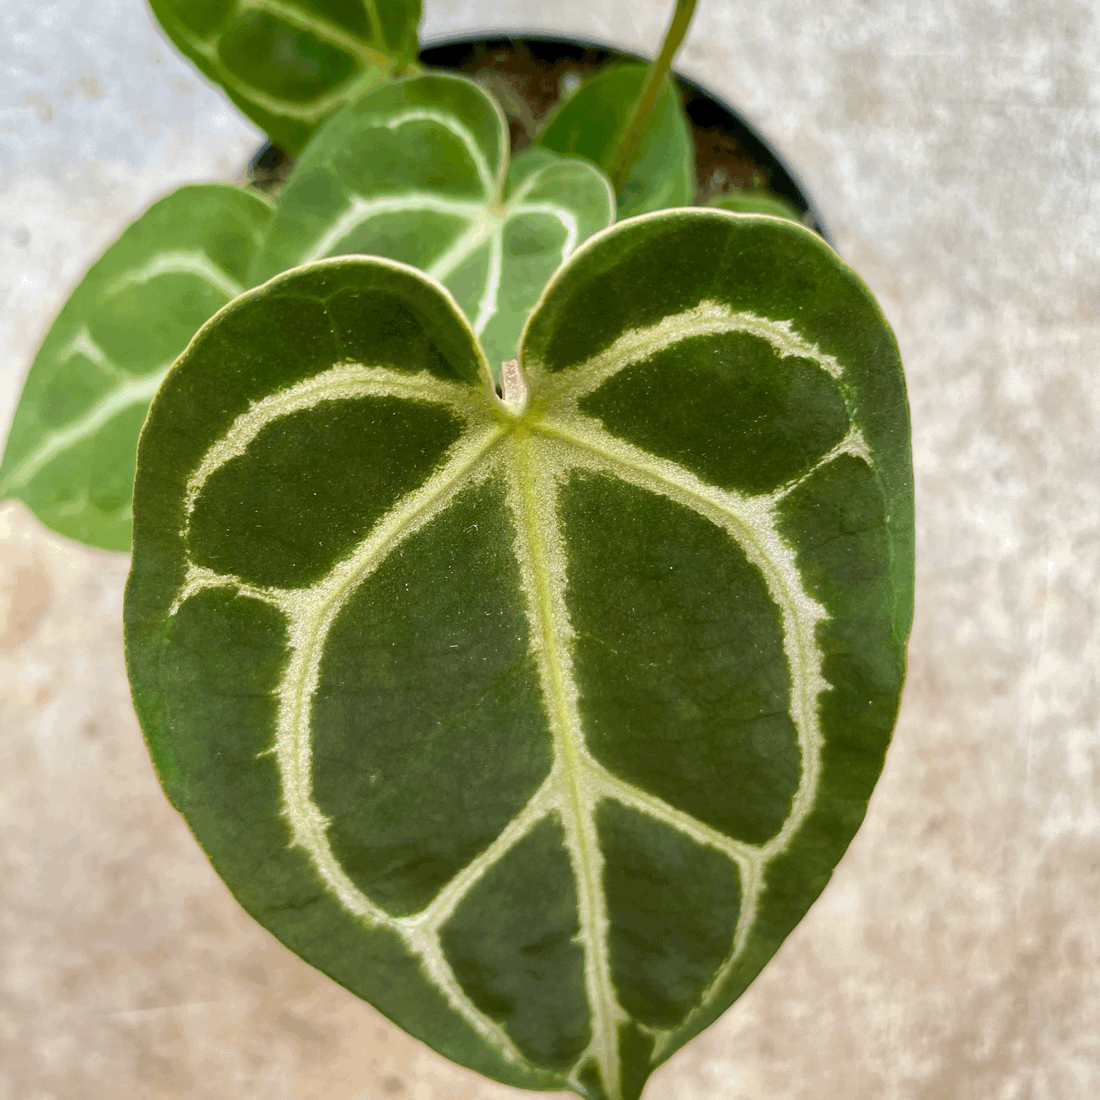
607,0,700,195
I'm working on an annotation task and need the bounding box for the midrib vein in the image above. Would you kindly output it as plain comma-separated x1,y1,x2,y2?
508,431,624,1100
427,214,497,283
473,230,504,337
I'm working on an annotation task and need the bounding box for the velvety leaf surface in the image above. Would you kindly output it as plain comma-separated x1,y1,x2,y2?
148,0,422,153
252,74,615,368
125,210,912,1100
0,184,272,550
537,64,694,219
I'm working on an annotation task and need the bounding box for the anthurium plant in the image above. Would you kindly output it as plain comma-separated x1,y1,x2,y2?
3,2,913,1099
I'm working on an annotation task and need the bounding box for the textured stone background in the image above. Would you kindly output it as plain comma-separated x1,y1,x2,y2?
2,1,1098,1097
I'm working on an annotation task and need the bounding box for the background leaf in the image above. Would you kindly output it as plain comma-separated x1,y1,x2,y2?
148,0,423,154
126,212,911,1100
0,184,272,551
708,190,803,222
251,73,615,367
537,63,694,219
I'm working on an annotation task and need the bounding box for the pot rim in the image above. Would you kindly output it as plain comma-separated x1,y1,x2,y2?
418,28,831,243
248,30,831,245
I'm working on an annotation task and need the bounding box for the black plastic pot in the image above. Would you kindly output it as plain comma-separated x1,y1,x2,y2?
249,32,830,245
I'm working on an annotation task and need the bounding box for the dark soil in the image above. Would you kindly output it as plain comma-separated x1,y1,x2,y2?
249,35,827,240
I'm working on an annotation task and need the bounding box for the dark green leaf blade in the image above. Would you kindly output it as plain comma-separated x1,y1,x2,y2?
125,256,568,1093
520,208,912,1082
537,63,694,219
251,74,614,368
126,212,912,1100
148,0,423,154
0,184,272,550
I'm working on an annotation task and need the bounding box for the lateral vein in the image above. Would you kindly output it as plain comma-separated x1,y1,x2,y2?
302,193,485,266
168,25,366,120
183,365,482,519
586,761,760,869
1,366,167,493
400,776,557,935
534,300,842,409
104,249,244,301
239,0,389,59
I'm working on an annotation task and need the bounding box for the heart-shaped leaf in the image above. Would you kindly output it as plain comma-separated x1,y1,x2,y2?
125,210,912,1100
251,73,615,368
538,63,694,219
148,0,422,154
1,184,272,550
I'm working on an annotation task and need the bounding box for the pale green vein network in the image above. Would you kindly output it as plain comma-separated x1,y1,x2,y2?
529,298,843,403
300,194,485,266
294,140,582,341
164,300,879,1099
238,0,385,57
472,230,504,337
522,301,874,1064
377,107,498,194
175,416,529,1064
181,364,483,521
103,249,245,300
61,328,124,379
3,252,247,496
1,348,168,494
164,10,387,124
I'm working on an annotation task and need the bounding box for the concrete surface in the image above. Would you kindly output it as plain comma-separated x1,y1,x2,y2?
2,1,1098,1097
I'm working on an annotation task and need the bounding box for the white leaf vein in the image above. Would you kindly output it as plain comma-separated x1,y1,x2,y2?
505,431,626,1099
182,364,481,521
164,299,875,1098
531,298,843,403
103,249,244,301
174,420,527,1064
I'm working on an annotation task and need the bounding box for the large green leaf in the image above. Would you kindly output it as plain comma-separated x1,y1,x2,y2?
251,73,615,368
0,184,272,551
537,63,694,219
148,0,422,154
125,210,912,1100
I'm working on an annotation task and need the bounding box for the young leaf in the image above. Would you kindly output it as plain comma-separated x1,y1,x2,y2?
125,211,912,1100
251,73,615,368
0,184,272,551
538,63,694,219
148,0,423,154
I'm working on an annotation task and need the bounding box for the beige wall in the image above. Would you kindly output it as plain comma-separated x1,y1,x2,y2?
2,0,1098,1096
